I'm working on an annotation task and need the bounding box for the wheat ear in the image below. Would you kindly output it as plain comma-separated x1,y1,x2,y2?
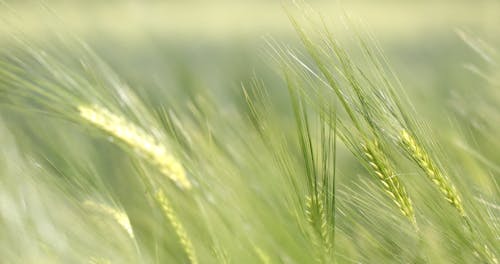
78,105,191,190
155,190,198,264
84,200,134,239
399,130,464,216
400,132,500,263
305,194,332,261
362,140,417,227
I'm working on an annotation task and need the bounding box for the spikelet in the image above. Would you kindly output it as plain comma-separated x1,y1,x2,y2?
305,194,332,261
362,140,417,227
305,195,315,226
78,105,191,190
155,190,198,264
305,196,323,263
84,200,134,239
399,130,464,216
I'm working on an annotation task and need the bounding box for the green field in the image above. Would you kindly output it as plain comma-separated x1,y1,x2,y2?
0,1,498,263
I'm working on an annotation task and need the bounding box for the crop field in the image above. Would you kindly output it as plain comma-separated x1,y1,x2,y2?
0,1,498,263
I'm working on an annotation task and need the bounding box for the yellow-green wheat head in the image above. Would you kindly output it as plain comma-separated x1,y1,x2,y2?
362,140,417,227
399,130,464,216
78,104,191,190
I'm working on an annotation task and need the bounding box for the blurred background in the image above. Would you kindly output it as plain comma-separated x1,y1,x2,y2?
1,0,499,120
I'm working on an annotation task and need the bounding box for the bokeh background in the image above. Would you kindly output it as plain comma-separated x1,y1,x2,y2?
2,0,499,120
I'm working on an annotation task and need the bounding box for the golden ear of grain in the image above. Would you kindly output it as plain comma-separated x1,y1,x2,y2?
155,190,198,264
84,200,134,239
362,141,417,227
78,105,191,190
399,130,465,216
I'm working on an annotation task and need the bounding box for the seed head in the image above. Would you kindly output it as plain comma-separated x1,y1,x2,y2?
84,200,134,239
78,105,191,189
362,140,417,227
400,130,464,216
155,190,198,264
